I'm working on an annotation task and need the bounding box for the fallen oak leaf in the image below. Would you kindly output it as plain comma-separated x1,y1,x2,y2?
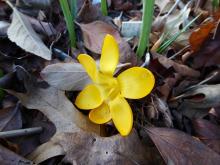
28,130,149,164
7,85,99,134
6,1,51,60
145,127,220,165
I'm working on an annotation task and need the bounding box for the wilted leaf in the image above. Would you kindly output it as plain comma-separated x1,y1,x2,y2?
79,21,122,54
41,62,91,91
146,127,220,165
7,3,51,60
0,145,33,165
193,119,220,154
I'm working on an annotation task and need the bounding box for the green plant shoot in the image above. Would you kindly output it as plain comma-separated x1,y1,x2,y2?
59,0,76,48
69,0,77,19
136,0,155,58
101,0,108,16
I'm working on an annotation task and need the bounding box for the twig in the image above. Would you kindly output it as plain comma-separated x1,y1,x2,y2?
169,45,190,60
0,127,43,138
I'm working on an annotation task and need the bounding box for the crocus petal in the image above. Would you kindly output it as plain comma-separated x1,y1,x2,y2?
109,95,133,136
100,34,119,75
117,67,155,99
78,54,98,82
75,84,103,109
89,103,111,124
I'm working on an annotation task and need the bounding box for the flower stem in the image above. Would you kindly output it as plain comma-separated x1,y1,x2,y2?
136,0,155,58
101,0,108,16
59,0,76,48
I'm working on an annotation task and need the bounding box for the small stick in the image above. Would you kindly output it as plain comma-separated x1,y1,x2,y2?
0,127,43,138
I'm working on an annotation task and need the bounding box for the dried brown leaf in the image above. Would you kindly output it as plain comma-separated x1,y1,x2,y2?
189,21,215,52
157,55,200,77
146,127,220,165
193,119,220,154
79,21,122,54
0,145,33,165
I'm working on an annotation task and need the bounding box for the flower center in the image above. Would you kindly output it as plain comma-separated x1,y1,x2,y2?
95,72,120,102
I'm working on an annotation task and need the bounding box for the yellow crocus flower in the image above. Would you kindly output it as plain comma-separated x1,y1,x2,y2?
75,34,155,136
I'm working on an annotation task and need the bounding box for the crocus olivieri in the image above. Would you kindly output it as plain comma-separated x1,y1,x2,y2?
75,34,155,136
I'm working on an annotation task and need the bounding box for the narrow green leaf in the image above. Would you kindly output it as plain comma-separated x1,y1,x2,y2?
59,0,76,48
136,0,155,58
101,0,108,16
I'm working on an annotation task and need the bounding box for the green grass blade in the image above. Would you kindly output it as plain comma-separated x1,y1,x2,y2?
136,0,155,58
59,0,76,48
101,0,108,16
157,14,201,53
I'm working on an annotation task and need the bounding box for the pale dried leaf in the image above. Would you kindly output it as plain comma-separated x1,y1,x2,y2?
178,84,220,109
41,63,91,91
7,6,51,60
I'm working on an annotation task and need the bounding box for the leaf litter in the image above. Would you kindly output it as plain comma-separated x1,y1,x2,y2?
0,0,220,164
